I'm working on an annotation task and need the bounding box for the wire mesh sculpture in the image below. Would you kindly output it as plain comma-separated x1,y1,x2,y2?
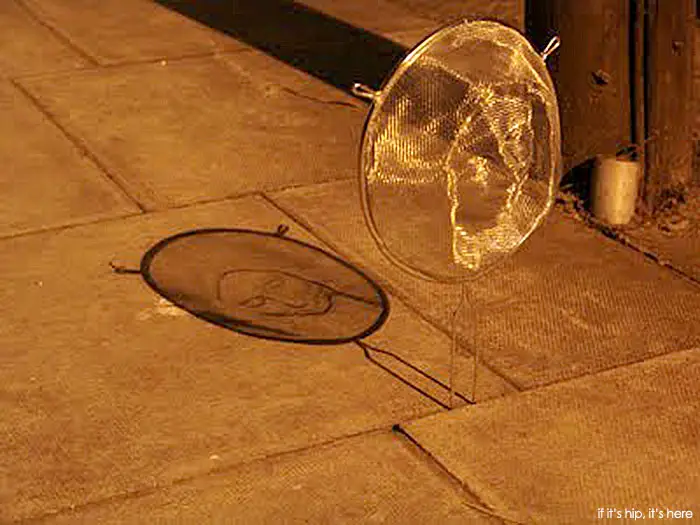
352,19,562,404
113,19,561,410
109,19,561,524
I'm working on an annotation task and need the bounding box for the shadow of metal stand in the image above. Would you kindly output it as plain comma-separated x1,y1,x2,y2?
111,224,475,411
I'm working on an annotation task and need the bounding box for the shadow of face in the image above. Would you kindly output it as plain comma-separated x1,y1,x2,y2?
217,270,333,317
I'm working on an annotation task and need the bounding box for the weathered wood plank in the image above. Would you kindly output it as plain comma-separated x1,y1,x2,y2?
644,0,693,210
527,0,632,175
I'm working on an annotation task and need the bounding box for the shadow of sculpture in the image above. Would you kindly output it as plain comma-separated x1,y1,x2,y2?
155,0,409,95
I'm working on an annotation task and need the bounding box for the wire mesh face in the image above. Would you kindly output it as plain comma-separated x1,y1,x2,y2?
360,20,561,282
140,229,389,344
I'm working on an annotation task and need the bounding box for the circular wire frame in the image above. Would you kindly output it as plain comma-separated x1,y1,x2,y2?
140,228,390,345
358,18,562,283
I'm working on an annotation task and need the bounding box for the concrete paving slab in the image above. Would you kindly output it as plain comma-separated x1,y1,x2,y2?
0,1,90,78
387,27,437,48
19,53,365,210
21,0,242,65
152,0,414,97
0,81,139,238
624,187,700,282
386,17,529,52
387,0,525,31
403,349,700,524
42,431,502,524
269,180,700,390
297,0,436,36
625,226,700,283
0,195,494,522
152,0,523,97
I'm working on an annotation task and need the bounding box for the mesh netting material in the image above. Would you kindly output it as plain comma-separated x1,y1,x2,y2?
141,229,388,344
360,20,561,282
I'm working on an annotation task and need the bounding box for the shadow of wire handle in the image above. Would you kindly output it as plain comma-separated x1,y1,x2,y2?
352,83,380,102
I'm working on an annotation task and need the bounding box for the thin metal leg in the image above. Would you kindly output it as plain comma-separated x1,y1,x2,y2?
449,282,467,409
467,283,479,404
449,314,456,409
471,307,479,404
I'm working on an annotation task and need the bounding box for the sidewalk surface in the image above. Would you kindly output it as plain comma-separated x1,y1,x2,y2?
1,1,698,523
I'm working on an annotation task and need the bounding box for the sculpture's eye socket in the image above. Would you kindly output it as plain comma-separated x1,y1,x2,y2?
265,276,285,290
240,295,267,308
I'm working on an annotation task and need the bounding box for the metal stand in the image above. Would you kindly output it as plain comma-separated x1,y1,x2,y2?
449,282,477,408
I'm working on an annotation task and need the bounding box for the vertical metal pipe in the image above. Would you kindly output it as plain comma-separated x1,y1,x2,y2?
631,0,646,200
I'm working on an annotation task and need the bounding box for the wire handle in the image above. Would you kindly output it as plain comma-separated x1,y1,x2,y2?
275,224,290,237
109,261,141,275
351,83,380,102
540,36,561,62
615,132,658,159
449,283,480,407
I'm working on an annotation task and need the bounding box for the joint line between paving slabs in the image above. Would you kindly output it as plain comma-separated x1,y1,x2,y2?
0,190,273,243
82,49,255,72
538,344,700,391
10,79,149,213
391,424,524,525
0,210,143,241
557,200,700,289
159,190,268,212
598,227,700,288
17,425,417,524
0,185,248,239
262,192,523,394
14,0,101,67
7,49,253,84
